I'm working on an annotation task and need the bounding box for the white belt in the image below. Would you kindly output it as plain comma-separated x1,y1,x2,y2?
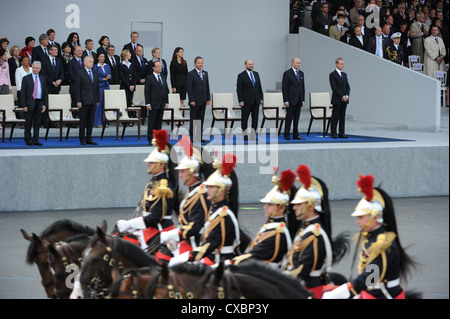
370,278,400,289
219,245,235,254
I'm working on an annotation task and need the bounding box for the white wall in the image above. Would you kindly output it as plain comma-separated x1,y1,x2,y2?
0,0,288,97
288,28,441,132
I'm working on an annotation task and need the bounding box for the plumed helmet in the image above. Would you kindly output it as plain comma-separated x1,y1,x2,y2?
260,167,296,206
174,135,202,173
351,175,385,218
290,165,324,212
203,153,236,191
143,130,170,164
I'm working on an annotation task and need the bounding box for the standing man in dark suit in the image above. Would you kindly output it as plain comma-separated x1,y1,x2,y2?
282,57,305,140
122,32,141,58
236,59,263,141
81,39,97,64
21,61,48,146
144,61,169,143
74,56,100,145
329,57,350,139
132,45,148,84
31,33,49,63
46,29,61,61
68,46,84,111
105,44,121,85
186,56,210,143
40,44,64,127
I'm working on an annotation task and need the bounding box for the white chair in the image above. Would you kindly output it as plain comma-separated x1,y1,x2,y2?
132,84,147,125
210,93,241,137
102,89,141,141
0,94,25,143
59,85,70,95
163,93,190,138
109,84,120,90
11,86,18,103
307,92,333,137
45,94,80,142
260,92,285,136
408,55,421,71
434,71,447,107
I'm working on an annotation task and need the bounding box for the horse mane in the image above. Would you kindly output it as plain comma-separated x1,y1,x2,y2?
112,236,160,268
65,233,91,243
171,262,213,277
25,219,95,265
110,266,159,298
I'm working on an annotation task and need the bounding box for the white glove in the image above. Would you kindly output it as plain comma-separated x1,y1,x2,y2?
160,228,180,244
168,251,190,267
322,283,351,299
70,279,83,299
116,220,131,232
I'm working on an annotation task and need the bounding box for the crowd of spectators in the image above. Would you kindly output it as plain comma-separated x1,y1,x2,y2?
290,0,449,77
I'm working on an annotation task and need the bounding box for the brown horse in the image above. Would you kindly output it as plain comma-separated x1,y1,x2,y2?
48,234,91,299
78,220,160,299
198,261,312,299
21,219,95,298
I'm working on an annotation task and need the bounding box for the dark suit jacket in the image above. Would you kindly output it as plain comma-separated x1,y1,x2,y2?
144,72,169,109
104,54,121,85
122,42,142,57
81,50,97,64
73,68,100,106
68,57,84,94
31,45,48,63
40,55,65,94
349,35,367,50
147,59,168,78
366,35,389,55
131,55,149,81
186,69,210,105
282,68,305,106
119,62,137,90
20,73,48,109
329,70,350,105
313,14,333,36
236,70,263,106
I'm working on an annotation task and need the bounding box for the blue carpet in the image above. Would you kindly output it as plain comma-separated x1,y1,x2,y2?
0,132,413,149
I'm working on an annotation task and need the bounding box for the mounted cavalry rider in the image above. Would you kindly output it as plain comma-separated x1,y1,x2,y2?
169,153,240,266
159,135,210,258
116,130,176,260
231,168,295,266
285,164,349,299
323,175,416,299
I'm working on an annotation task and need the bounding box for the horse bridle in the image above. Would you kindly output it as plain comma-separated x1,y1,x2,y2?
49,241,83,299
210,269,245,299
79,236,123,298
150,271,195,299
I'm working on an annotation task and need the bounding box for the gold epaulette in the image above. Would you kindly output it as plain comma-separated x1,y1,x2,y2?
152,179,174,199
197,184,206,194
218,206,228,218
358,231,397,280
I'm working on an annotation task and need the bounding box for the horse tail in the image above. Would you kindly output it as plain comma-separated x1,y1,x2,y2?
405,290,423,299
331,231,351,265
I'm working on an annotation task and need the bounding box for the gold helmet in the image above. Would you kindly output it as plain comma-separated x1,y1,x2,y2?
351,175,385,219
143,130,170,164
260,167,296,206
203,153,236,196
174,135,202,176
290,165,324,212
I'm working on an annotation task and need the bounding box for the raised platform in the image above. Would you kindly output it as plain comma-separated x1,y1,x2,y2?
1,107,448,212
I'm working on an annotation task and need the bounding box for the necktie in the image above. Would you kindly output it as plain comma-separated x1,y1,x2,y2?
158,74,163,86
140,57,143,68
435,37,439,43
78,59,82,67
199,71,203,81
249,71,255,86
32,75,38,99
44,47,48,55
133,44,136,54
110,56,115,67
52,58,56,71
295,70,300,82
88,69,93,83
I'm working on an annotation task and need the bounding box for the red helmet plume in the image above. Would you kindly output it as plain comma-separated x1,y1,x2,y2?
296,165,311,189
221,153,237,176
280,169,296,192
153,130,169,151
356,174,375,202
178,135,193,157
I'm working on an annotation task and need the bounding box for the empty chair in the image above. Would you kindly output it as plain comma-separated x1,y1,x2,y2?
163,93,190,138
210,93,241,137
59,85,70,95
408,55,421,71
132,84,147,125
0,94,25,143
102,89,141,141
109,84,120,90
259,92,285,136
434,71,447,107
45,94,80,142
307,92,333,137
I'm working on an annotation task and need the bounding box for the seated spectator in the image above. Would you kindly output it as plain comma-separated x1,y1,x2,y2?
8,45,21,86
0,38,11,60
313,2,333,36
0,48,12,94
384,32,406,65
349,25,367,50
97,36,110,56
382,22,393,40
349,0,365,28
329,14,349,40
20,37,35,62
